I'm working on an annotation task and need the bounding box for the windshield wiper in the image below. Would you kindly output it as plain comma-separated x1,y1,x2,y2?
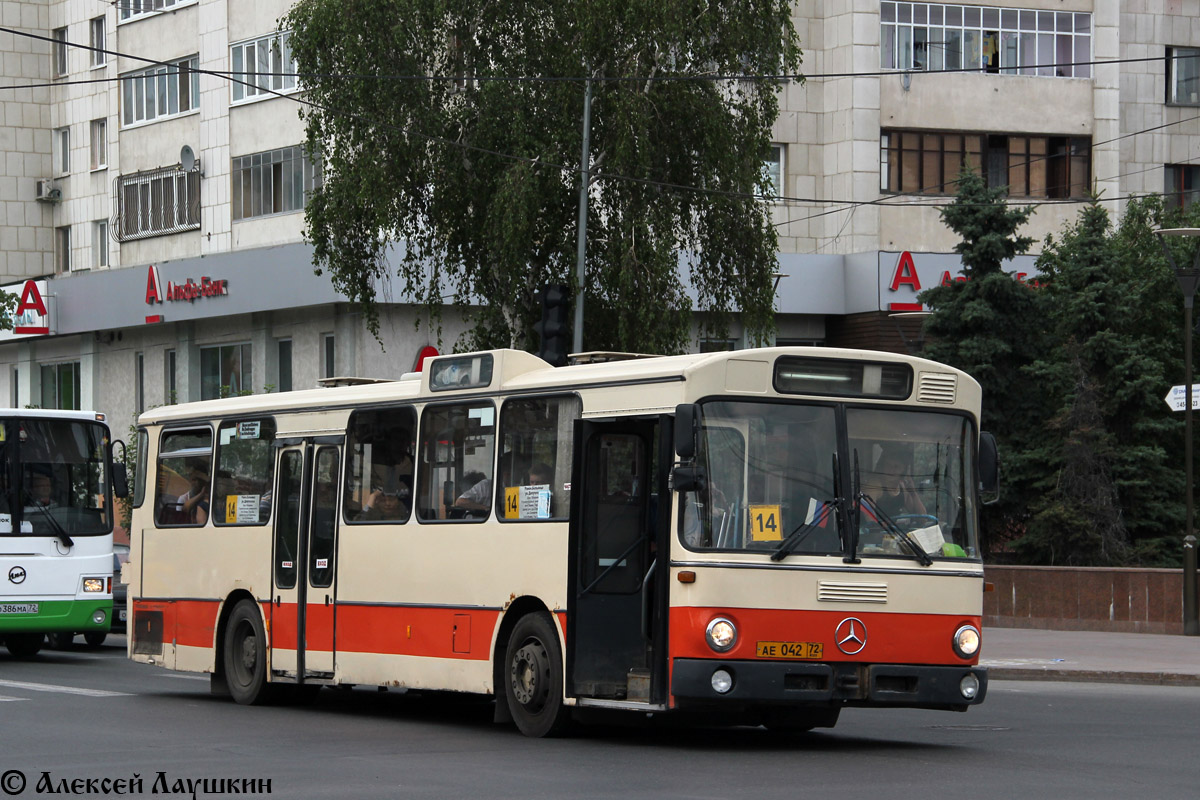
23,493,73,548
858,492,933,567
770,497,840,561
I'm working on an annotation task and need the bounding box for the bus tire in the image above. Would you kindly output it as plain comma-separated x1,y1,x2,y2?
5,633,45,659
504,612,569,738
83,632,107,648
223,600,272,705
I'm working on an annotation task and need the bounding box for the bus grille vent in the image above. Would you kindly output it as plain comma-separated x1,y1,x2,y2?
918,372,957,404
817,581,888,604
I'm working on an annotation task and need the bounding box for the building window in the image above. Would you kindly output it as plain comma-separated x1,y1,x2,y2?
165,349,176,404
89,119,106,170
120,0,190,23
277,339,292,392
52,27,67,77
761,144,783,199
135,352,145,414
115,166,201,241
200,343,251,400
121,56,199,126
41,362,81,410
881,129,1090,198
1166,164,1200,210
55,226,70,272
231,146,321,220
700,339,737,352
54,127,69,175
1168,47,1200,106
230,32,298,103
880,3,1091,78
322,334,335,378
11,367,18,407
90,17,106,67
92,220,107,268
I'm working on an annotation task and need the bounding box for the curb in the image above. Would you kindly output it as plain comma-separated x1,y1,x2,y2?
987,668,1200,687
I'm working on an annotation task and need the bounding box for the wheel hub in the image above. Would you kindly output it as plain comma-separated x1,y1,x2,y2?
511,640,549,708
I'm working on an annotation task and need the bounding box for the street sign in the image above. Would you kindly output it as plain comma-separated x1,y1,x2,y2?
1165,384,1200,412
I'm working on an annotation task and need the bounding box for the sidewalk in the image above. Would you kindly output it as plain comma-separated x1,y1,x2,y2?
982,627,1200,686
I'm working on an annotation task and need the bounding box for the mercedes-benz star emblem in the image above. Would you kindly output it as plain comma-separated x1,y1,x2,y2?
8,566,26,584
835,617,867,655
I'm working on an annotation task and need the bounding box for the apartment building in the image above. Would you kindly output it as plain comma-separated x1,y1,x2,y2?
0,0,1195,437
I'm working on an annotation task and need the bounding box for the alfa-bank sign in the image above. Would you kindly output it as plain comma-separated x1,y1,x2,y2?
881,250,1041,312
143,265,229,323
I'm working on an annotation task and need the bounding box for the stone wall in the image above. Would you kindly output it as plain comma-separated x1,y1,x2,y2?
984,565,1185,634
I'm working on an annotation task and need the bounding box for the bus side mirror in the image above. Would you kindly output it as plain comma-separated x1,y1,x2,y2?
979,432,999,499
674,404,699,460
113,463,130,499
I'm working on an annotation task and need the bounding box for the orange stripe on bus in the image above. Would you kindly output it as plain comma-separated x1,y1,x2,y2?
669,607,982,665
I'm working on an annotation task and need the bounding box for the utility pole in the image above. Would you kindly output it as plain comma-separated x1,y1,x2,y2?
573,78,592,356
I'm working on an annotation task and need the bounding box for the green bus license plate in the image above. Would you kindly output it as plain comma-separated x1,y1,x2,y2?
0,603,38,614
756,641,823,659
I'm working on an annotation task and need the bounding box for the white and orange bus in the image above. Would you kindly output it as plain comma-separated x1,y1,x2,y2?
127,347,995,736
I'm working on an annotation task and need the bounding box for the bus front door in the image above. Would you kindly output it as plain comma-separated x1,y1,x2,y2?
568,420,666,704
269,444,340,682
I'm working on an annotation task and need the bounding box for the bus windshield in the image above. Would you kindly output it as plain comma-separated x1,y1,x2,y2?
679,401,979,560
0,418,112,537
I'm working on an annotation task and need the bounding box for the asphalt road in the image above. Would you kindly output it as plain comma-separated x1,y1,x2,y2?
1,636,1195,800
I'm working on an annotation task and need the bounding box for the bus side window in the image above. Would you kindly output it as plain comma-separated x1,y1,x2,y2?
417,402,496,522
213,419,276,526
343,406,416,524
495,395,581,522
154,428,213,527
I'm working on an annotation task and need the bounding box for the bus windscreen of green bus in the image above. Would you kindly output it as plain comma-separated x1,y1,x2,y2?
0,419,111,537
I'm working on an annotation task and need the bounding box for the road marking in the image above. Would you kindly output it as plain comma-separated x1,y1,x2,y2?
155,673,208,681
0,695,28,702
0,679,131,697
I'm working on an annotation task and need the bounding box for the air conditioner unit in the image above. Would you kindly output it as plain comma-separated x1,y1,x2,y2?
35,179,61,202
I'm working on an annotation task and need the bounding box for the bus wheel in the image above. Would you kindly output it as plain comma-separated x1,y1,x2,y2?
504,613,568,737
5,633,44,659
83,632,107,648
223,600,271,705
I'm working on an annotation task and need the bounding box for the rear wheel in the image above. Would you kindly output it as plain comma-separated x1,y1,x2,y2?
504,612,569,737
5,633,44,658
83,632,107,647
222,600,272,705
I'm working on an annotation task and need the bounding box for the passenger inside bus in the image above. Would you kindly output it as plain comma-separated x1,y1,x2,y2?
25,468,57,509
867,446,928,519
176,464,211,525
363,474,412,521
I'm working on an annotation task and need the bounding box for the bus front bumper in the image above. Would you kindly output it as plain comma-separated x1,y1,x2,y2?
0,599,112,634
671,658,988,710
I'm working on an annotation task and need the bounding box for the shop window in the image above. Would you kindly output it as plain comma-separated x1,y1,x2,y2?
200,342,251,399
40,362,80,410
495,395,581,521
277,339,292,392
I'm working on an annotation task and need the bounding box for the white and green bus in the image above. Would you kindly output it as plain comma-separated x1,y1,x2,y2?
0,410,126,658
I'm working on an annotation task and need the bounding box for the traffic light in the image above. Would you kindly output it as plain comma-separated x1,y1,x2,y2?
534,284,571,367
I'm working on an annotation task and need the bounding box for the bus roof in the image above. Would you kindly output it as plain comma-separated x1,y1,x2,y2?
137,346,982,427
0,408,109,424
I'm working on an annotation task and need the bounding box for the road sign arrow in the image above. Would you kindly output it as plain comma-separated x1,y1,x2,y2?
1165,384,1200,412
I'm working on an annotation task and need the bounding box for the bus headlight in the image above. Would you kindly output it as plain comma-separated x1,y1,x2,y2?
960,673,980,700
91,609,106,625
82,577,105,593
705,617,738,653
711,669,734,694
953,625,981,659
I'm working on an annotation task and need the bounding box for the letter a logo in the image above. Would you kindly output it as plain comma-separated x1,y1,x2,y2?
889,251,921,292
13,280,49,335
145,265,162,305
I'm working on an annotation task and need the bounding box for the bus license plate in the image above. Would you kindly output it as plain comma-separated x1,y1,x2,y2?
756,641,823,659
0,603,38,614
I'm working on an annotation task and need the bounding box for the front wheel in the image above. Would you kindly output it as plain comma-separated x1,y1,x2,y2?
46,632,75,649
222,600,272,705
504,612,568,737
5,633,44,658
83,632,107,647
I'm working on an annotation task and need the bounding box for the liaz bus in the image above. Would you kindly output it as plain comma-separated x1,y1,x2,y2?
0,410,125,658
127,347,997,736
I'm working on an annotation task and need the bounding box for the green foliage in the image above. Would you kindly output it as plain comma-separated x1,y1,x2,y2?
0,290,18,332
285,0,802,354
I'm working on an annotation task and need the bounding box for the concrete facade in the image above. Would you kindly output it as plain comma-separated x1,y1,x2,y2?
0,0,1196,438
